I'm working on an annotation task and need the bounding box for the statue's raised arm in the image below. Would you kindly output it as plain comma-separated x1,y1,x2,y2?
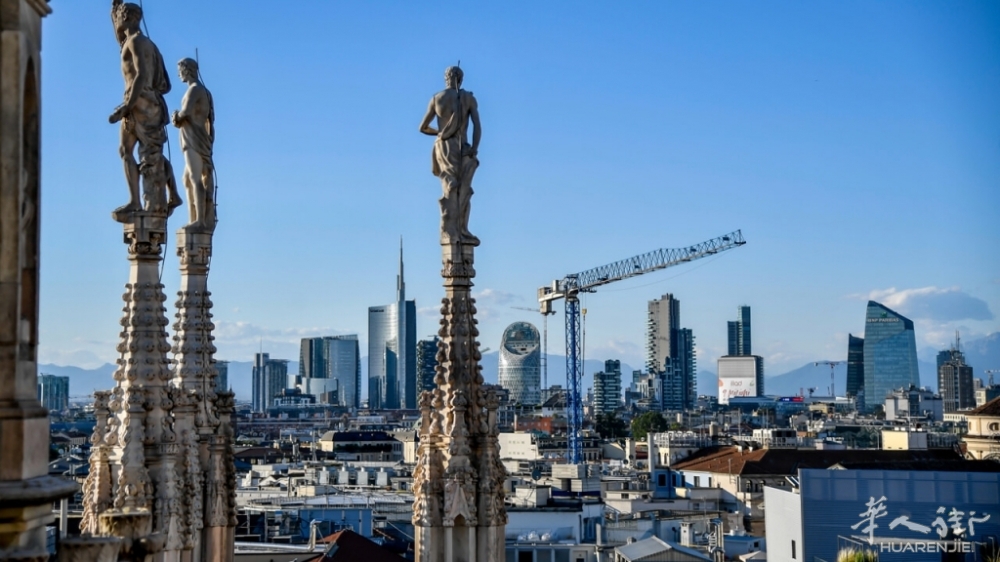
422,66,481,247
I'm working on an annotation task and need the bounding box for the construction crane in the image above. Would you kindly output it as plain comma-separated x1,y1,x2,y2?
986,370,999,387
537,230,746,463
814,361,843,397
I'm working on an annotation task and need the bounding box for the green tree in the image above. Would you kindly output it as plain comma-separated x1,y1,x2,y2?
595,412,627,439
631,411,669,441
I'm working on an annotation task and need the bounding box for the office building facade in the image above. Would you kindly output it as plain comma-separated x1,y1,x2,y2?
845,334,864,399
646,293,697,410
37,374,69,412
727,305,752,356
252,352,289,413
368,244,416,410
937,342,974,413
593,359,622,414
298,335,361,408
498,321,541,405
646,293,680,373
417,337,439,395
216,360,229,392
861,301,919,411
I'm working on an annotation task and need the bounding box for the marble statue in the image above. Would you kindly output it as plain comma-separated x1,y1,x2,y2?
172,58,216,232
109,0,180,222
420,66,481,246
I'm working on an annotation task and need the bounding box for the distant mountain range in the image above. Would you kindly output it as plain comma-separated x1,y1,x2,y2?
40,332,1000,402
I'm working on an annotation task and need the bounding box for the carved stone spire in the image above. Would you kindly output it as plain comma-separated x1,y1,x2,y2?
412,242,506,562
80,212,182,558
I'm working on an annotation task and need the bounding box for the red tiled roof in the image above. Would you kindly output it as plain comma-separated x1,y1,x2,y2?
671,446,962,476
968,396,1000,417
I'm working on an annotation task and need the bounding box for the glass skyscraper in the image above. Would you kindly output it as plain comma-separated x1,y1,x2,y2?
417,337,439,395
862,301,919,411
368,243,416,410
498,321,541,405
727,305,752,356
37,374,69,412
298,335,361,408
846,334,864,399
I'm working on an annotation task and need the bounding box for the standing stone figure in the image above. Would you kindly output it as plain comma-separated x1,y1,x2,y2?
109,0,180,222
420,66,481,246
172,58,216,232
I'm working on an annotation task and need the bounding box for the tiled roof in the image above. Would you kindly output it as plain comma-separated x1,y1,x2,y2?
672,446,962,476
968,396,1000,417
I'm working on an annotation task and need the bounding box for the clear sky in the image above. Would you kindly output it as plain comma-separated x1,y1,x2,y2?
38,2,999,383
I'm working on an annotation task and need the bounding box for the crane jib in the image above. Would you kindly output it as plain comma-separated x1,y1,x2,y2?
534,229,747,467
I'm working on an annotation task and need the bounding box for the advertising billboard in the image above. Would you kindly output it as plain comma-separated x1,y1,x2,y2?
718,376,756,405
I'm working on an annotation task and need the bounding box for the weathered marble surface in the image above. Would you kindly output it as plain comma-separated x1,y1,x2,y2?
109,0,181,222
172,58,216,233
413,69,505,562
420,66,482,247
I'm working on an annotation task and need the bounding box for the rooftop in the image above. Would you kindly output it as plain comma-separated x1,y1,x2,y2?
671,446,962,476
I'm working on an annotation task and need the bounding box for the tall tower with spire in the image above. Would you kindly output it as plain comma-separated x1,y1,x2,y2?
368,240,417,409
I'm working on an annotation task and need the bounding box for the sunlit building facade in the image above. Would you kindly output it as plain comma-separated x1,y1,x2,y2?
498,322,541,405
861,301,919,411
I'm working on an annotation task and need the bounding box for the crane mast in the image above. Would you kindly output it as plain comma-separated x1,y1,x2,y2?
537,230,746,464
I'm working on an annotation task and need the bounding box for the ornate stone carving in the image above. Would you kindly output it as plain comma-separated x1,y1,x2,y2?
413,69,505,561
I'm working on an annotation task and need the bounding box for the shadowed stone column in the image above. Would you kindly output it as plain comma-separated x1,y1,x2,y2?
0,1,78,559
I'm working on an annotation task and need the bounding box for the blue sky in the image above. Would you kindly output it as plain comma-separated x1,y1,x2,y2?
38,2,999,381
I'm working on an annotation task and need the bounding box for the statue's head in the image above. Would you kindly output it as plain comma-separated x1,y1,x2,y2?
445,66,463,89
177,58,199,83
115,3,143,33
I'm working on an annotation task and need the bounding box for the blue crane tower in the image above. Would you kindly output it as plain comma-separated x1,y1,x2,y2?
537,230,747,464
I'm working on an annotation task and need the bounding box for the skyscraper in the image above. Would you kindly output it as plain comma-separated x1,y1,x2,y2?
368,242,416,410
498,321,541,405
327,335,361,409
862,301,919,411
298,335,361,407
252,352,289,413
647,293,680,373
727,305,752,356
846,334,864,399
37,374,69,412
593,360,622,414
938,333,974,413
417,337,440,395
216,360,229,392
646,293,696,410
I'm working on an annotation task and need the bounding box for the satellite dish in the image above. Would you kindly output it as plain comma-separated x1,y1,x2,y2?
531,467,541,481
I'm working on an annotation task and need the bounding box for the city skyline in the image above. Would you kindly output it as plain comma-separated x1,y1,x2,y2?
36,2,999,379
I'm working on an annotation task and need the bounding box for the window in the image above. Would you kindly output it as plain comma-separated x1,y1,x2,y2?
694,476,701,487
989,422,1000,432
792,540,797,559
657,474,667,487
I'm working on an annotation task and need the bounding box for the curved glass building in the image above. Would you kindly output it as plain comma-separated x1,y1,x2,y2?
498,322,541,405
862,301,919,411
